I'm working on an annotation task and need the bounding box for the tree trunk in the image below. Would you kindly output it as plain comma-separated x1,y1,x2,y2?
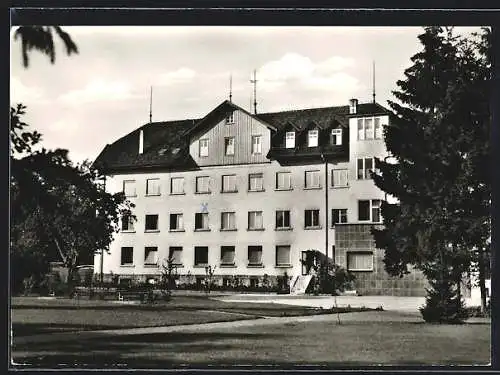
478,248,488,314
66,266,75,298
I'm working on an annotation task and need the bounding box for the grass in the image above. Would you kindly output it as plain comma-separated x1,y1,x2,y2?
11,310,490,367
10,295,373,337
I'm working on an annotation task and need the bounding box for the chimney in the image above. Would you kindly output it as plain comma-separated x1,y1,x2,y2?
349,98,358,114
139,129,144,154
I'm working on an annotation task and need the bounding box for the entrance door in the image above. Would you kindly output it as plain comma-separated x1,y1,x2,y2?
301,251,308,275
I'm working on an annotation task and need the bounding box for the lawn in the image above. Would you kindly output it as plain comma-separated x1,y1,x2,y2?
10,295,368,336
11,310,490,367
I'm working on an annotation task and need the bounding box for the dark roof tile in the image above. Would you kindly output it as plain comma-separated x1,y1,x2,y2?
94,101,390,173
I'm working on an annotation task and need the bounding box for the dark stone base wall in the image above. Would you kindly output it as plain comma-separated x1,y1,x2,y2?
335,224,429,297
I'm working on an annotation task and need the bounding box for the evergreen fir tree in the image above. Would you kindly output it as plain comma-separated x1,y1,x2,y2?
372,27,491,322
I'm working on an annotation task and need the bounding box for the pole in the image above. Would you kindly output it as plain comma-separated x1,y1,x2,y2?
100,175,106,284
322,154,329,262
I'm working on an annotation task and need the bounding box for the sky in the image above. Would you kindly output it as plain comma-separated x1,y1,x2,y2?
10,26,481,164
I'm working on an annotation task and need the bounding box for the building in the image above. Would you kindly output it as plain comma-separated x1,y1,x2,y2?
93,98,428,296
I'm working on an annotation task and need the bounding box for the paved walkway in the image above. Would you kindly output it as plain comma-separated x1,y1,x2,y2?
216,294,427,313
215,294,482,313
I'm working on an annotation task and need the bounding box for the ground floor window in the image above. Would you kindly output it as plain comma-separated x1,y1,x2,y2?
168,246,183,266
144,246,158,265
120,247,133,265
248,246,263,266
194,246,209,266
276,245,291,266
221,246,236,265
347,252,374,271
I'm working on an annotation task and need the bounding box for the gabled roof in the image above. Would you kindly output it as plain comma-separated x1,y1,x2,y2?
183,100,276,137
94,100,391,173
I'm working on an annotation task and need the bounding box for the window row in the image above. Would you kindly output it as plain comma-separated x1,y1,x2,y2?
120,245,293,268
121,201,382,232
198,135,263,157
122,165,375,197
121,246,374,272
285,128,343,149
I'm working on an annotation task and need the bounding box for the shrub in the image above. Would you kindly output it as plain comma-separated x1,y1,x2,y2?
419,276,468,324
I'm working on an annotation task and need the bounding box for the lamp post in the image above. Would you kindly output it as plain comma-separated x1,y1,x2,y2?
99,175,107,285
321,153,329,262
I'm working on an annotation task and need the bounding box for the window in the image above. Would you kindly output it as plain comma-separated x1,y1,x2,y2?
248,246,263,266
146,178,160,196
120,247,133,265
222,174,237,192
168,246,183,266
365,118,374,139
357,158,375,179
144,247,158,265
332,209,348,225
358,199,382,222
194,246,209,266
145,214,159,231
372,199,382,223
308,130,319,147
285,131,295,148
196,176,210,193
199,139,209,157
276,172,292,190
347,252,374,271
195,212,209,231
171,177,185,194
248,173,264,191
251,135,262,154
374,118,382,139
123,180,136,197
358,117,383,140
276,245,291,266
226,111,235,124
331,128,342,145
357,119,365,140
225,137,235,156
331,169,348,187
276,210,291,229
121,214,134,232
169,213,184,231
305,209,320,228
221,246,235,265
221,212,236,230
248,211,263,230
305,170,321,189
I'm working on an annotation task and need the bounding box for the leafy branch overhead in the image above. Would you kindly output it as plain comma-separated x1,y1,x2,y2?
14,26,78,68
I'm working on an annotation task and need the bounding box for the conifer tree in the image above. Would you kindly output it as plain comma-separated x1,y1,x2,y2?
372,27,491,322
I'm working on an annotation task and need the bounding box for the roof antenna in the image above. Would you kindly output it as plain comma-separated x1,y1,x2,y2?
250,69,258,114
149,86,153,123
372,60,376,104
229,74,233,103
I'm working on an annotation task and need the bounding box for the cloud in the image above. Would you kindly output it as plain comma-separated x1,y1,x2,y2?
157,67,196,86
58,79,133,105
258,53,359,94
10,77,45,104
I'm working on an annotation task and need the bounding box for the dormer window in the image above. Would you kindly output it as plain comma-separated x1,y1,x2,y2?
331,129,342,146
226,111,235,125
285,132,295,149
308,130,318,147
